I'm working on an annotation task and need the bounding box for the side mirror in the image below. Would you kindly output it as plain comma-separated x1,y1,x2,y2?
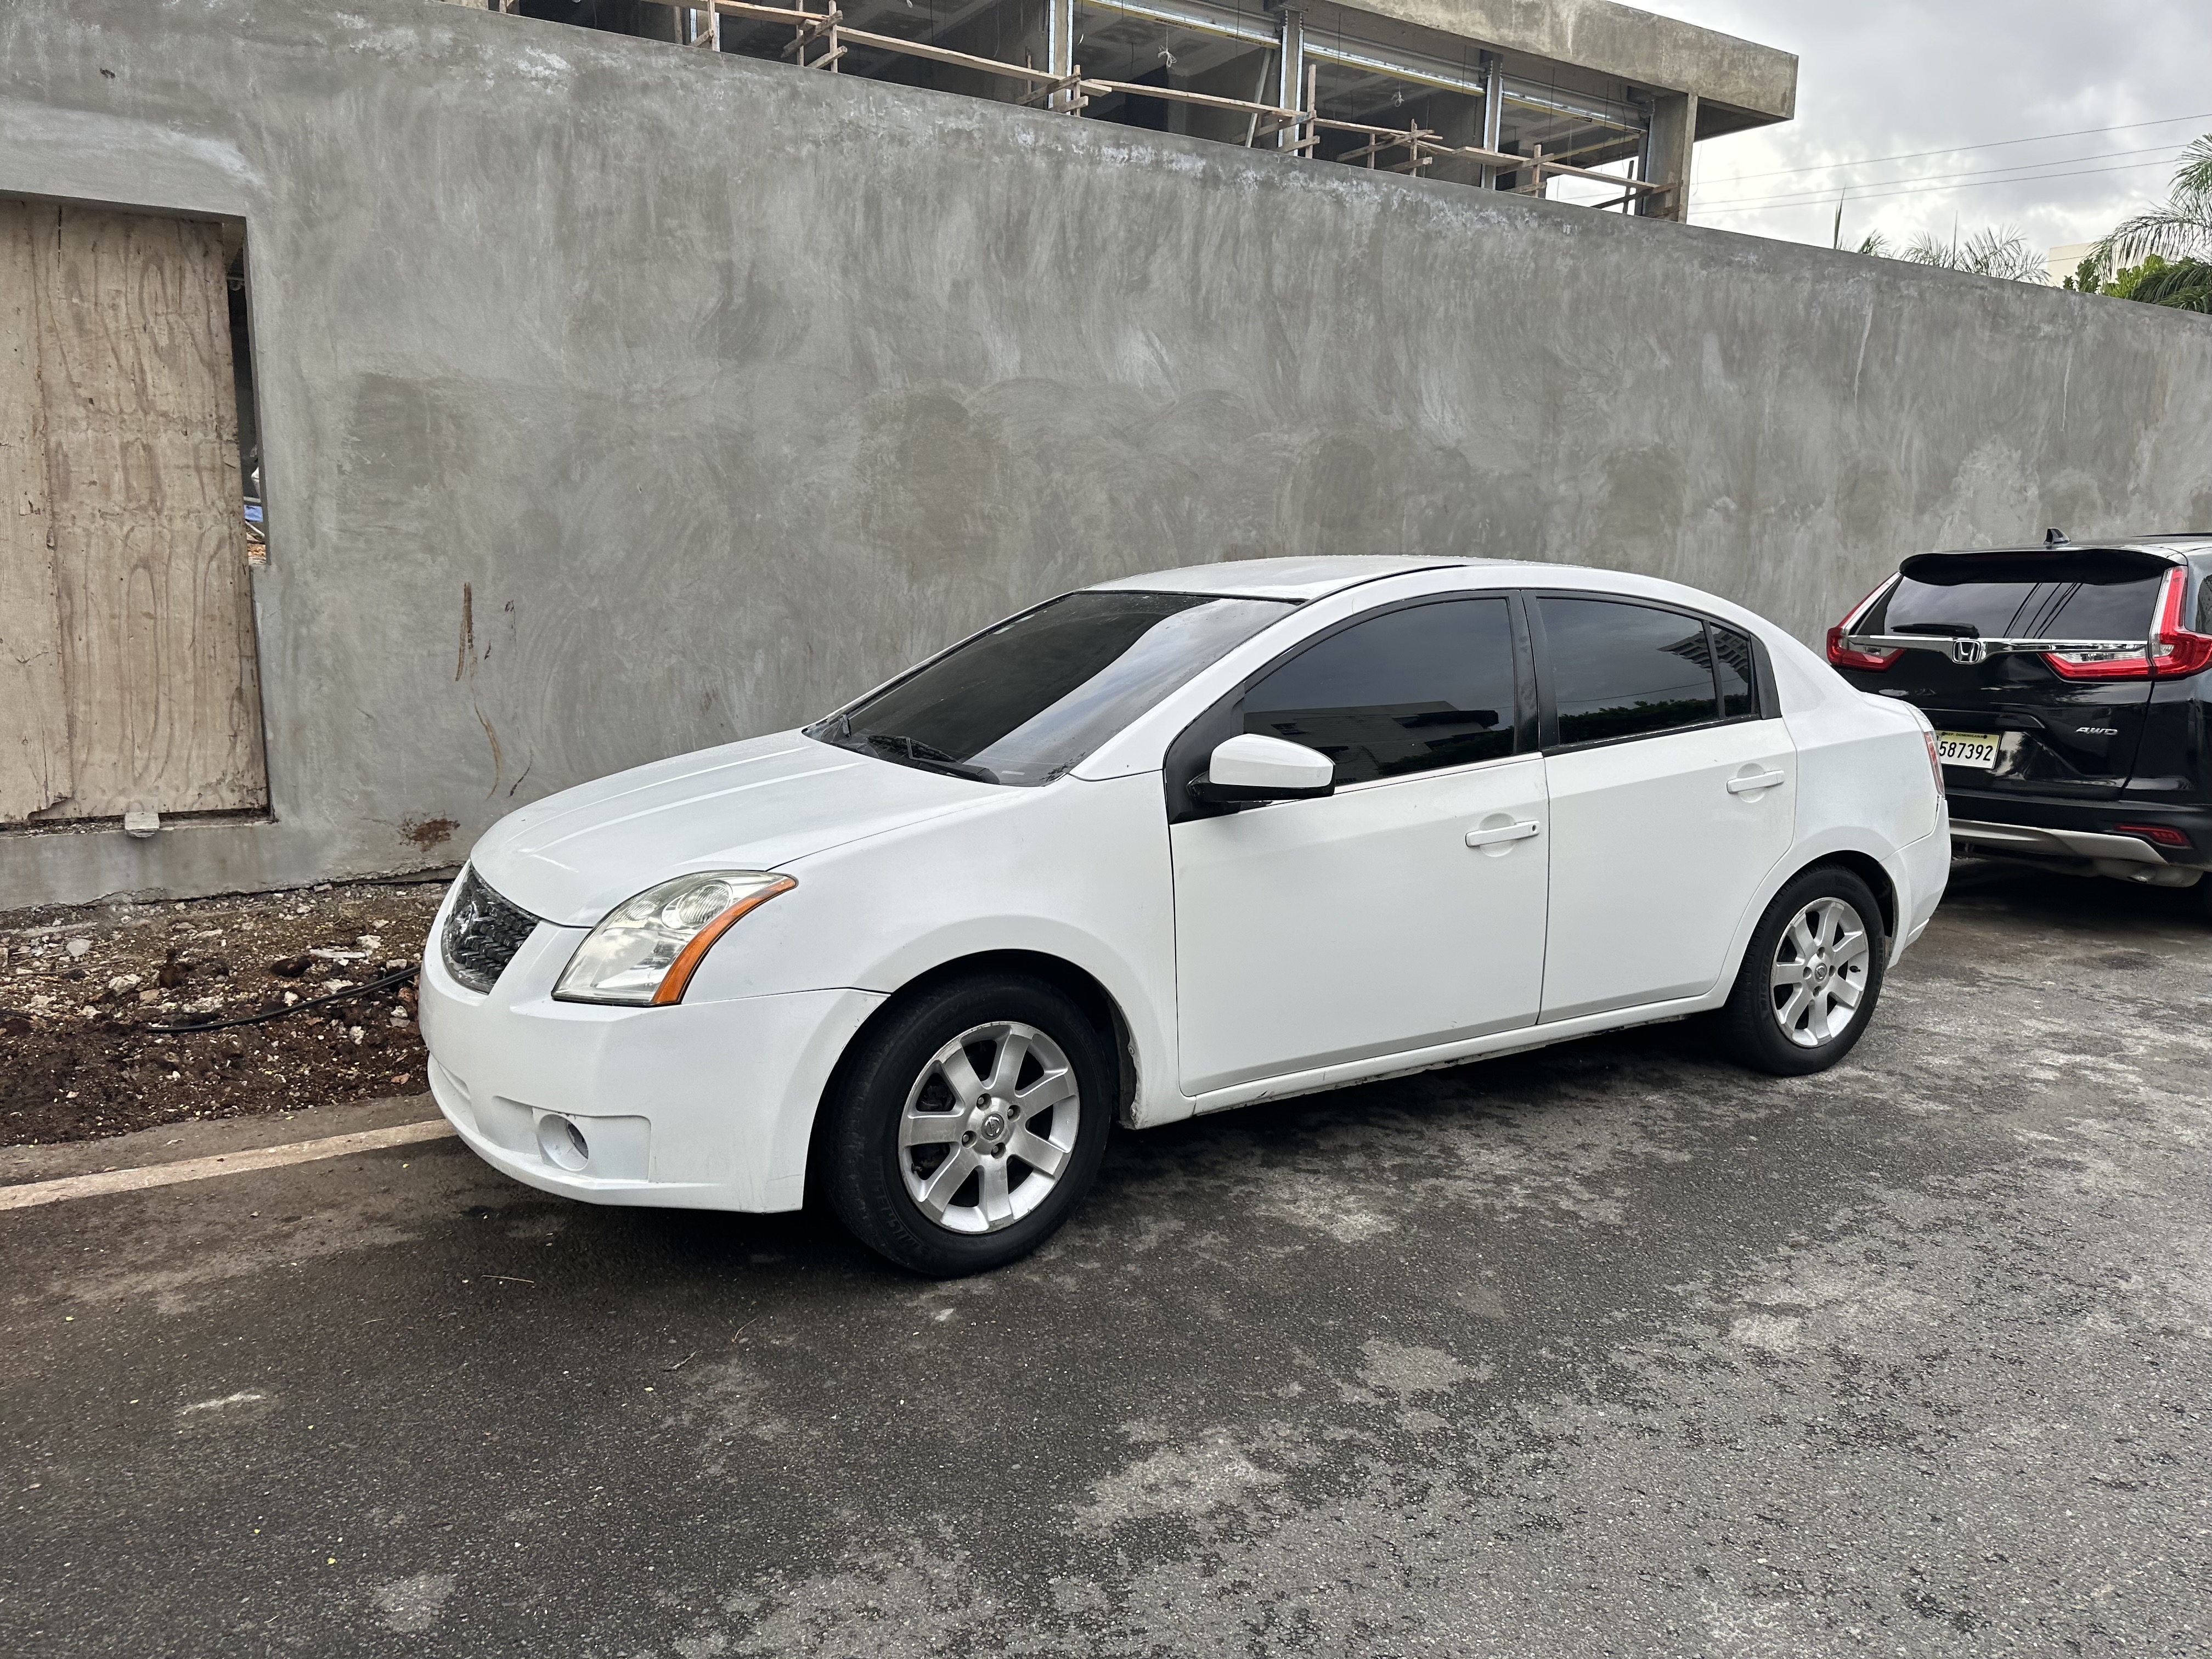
1189,733,1336,805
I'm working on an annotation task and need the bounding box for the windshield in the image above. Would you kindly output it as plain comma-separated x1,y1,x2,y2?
808,590,1297,786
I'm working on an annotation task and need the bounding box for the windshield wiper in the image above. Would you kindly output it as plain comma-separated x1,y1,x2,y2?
851,731,998,784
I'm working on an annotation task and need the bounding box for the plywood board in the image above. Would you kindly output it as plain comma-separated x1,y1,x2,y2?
31,205,267,817
0,199,72,823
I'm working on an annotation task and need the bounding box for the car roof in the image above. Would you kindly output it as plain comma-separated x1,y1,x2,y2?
1087,556,1538,601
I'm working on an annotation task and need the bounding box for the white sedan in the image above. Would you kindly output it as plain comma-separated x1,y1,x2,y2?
421,557,1948,1274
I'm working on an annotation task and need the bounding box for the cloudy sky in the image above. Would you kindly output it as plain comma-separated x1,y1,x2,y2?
1594,2,2212,269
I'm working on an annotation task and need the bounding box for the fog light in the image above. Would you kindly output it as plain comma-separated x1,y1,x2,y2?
537,1114,590,1172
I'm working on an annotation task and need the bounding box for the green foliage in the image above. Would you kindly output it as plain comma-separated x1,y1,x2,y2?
2063,250,2212,313
2106,255,2212,313
2092,133,2212,278
1899,226,2048,282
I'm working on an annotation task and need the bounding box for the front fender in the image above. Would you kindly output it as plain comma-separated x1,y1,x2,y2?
682,772,1189,1132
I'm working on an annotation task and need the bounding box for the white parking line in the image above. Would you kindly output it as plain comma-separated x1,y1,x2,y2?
0,1118,456,1212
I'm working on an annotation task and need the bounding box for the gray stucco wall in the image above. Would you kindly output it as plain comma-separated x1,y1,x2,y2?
3,0,2209,910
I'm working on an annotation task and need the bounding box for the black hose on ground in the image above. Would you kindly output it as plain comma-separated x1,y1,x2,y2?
139,964,420,1036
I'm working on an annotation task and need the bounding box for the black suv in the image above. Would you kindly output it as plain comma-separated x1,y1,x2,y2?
1828,532,2212,912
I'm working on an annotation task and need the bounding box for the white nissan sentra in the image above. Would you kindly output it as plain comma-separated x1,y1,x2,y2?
421,557,1948,1275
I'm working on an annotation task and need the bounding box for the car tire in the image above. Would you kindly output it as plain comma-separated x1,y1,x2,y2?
821,973,1116,1277
1711,865,1889,1076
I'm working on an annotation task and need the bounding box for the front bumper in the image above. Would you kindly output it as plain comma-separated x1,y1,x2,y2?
420,915,883,1213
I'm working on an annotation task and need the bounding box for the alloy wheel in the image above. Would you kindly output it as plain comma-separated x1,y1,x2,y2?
1769,896,1871,1048
898,1020,1082,1234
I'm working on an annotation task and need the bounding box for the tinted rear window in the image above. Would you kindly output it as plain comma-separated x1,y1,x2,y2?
1874,575,2160,640
1540,598,1728,746
809,590,1294,786
1715,625,1757,718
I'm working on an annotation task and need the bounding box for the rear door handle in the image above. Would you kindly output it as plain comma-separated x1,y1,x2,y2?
1465,820,1542,847
1727,770,1787,794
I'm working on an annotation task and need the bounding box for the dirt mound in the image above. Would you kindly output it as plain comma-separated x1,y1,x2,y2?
1,876,452,1146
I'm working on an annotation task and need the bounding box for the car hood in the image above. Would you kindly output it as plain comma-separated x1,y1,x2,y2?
467,731,996,927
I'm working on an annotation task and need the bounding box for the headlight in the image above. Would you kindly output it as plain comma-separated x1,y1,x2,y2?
554,871,796,1006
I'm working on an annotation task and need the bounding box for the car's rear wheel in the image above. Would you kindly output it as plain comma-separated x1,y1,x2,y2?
821,973,1115,1277
1712,866,1888,1076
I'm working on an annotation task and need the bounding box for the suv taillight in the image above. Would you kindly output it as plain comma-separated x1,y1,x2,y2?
1922,730,1946,801
2045,566,2212,681
1826,578,1902,671
2151,566,2212,678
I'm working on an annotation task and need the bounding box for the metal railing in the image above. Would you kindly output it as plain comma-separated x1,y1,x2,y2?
614,0,1668,204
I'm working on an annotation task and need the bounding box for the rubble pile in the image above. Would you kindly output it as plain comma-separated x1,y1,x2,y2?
1,877,450,1145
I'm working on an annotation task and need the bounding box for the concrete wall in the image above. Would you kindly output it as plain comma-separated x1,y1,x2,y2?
2,0,2209,910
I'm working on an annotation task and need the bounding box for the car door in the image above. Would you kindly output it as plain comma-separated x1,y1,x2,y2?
1532,595,1795,1023
1169,594,1550,1096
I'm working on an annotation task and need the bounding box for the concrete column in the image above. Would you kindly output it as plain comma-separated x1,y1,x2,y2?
1273,9,1303,149
1639,91,1697,221
1046,0,1074,102
1479,51,1503,188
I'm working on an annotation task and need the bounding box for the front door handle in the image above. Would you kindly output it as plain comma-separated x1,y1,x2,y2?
1727,769,1787,795
1465,820,1542,848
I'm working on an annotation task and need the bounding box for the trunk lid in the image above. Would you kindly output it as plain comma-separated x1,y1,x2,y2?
1853,551,2169,799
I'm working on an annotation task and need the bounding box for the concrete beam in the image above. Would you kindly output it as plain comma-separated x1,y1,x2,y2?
1316,0,1795,123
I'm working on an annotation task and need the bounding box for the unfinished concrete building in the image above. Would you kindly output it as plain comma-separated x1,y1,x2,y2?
481,0,1796,214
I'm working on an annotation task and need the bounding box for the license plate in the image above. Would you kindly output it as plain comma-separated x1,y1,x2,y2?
1934,730,2001,769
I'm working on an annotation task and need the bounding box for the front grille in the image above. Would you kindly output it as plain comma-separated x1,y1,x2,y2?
441,867,542,994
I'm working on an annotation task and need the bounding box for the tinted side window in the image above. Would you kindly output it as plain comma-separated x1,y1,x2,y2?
1714,625,1757,719
1242,599,1517,785
1540,597,1719,746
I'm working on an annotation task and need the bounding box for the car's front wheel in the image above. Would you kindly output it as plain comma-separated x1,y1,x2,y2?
1711,866,1888,1075
821,973,1116,1277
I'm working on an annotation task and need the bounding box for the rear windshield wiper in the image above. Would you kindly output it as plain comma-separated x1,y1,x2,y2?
850,731,998,784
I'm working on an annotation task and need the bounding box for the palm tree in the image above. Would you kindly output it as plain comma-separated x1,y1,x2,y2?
1900,225,2048,283
2095,133,2212,272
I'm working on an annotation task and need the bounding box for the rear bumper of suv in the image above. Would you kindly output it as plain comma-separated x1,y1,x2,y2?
1948,791,2212,883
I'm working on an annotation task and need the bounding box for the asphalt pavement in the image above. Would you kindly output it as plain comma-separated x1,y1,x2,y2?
4,866,2208,1657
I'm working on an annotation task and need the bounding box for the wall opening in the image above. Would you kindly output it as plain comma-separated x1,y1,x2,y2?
0,199,270,832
